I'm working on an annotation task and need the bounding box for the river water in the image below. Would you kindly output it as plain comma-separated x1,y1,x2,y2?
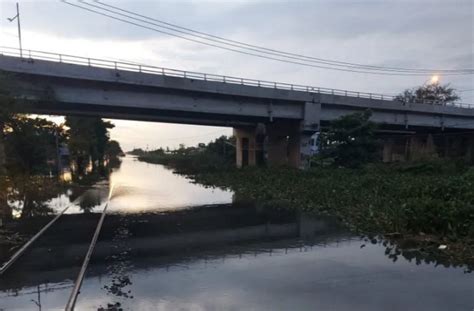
0,156,472,310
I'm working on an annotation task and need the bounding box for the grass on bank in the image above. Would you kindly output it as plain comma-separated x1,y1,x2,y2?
193,162,474,240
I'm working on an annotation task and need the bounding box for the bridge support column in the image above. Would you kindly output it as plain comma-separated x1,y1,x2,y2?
266,131,288,166
288,130,313,169
382,138,394,162
407,134,437,161
234,125,265,168
266,102,319,169
234,102,319,169
466,135,474,164
292,102,320,169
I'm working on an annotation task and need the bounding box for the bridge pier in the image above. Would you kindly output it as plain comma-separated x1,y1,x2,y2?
466,135,474,164
235,122,318,169
235,102,319,169
382,134,438,162
234,126,265,168
265,121,310,168
381,132,474,163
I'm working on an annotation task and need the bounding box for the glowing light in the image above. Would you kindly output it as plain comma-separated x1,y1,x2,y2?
60,171,72,182
430,75,439,84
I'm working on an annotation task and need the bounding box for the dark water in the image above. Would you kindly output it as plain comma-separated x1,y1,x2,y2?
0,157,472,311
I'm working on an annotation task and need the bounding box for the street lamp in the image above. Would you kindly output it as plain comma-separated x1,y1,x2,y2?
423,74,440,86
430,75,439,84
7,2,22,58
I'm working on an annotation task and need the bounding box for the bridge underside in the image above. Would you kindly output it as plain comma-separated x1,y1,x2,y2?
11,92,474,169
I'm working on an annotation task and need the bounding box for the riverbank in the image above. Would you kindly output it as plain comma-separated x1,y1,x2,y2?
138,155,474,270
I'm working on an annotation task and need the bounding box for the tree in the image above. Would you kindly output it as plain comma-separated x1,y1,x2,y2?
0,72,67,221
93,118,115,171
105,140,124,159
319,110,378,168
127,148,146,156
206,135,236,162
5,116,64,175
395,83,460,105
65,116,114,175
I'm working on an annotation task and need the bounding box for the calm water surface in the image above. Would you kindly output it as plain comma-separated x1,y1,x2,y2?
0,156,472,311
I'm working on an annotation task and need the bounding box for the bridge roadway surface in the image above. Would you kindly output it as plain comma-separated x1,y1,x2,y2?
0,48,473,132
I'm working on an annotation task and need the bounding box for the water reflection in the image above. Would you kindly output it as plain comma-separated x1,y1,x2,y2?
1,202,473,311
107,157,232,214
0,157,473,311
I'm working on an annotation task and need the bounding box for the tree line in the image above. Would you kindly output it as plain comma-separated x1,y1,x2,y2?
0,73,123,221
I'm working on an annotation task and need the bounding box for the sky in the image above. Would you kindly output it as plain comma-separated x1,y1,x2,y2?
0,0,473,151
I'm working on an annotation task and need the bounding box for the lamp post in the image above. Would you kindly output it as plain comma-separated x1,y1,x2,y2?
7,2,23,58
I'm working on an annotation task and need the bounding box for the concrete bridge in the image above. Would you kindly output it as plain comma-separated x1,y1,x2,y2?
1,48,473,168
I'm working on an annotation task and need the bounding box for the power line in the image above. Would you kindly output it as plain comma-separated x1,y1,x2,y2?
92,0,473,75
60,1,472,76
0,30,18,38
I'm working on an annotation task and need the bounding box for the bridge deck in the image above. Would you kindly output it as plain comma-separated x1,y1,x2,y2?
0,47,473,130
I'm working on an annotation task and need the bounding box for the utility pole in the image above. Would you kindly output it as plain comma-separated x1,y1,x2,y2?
7,2,23,58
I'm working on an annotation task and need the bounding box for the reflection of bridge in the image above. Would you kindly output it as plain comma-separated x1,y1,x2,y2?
1,47,473,167
0,235,355,306
0,204,348,290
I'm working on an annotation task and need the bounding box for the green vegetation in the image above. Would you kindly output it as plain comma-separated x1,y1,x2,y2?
137,136,235,173
317,110,379,168
193,163,473,238
189,162,474,269
127,148,146,156
65,116,117,176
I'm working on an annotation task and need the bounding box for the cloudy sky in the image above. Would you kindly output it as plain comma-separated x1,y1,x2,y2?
0,0,473,151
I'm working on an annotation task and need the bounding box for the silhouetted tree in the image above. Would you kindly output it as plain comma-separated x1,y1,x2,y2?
65,116,114,175
396,83,460,105
5,116,64,175
105,140,124,159
105,140,124,170
1,73,66,221
319,110,378,168
128,148,146,156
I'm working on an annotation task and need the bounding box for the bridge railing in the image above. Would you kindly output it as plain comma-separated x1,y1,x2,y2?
0,46,472,109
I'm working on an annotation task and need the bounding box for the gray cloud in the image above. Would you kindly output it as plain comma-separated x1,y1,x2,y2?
1,0,472,150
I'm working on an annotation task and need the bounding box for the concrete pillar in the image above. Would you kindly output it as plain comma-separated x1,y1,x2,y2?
288,101,320,169
408,136,423,161
234,128,256,168
266,133,288,166
407,134,438,161
288,131,313,169
265,120,315,169
466,135,474,164
425,134,437,158
234,125,265,168
234,100,320,169
382,138,394,163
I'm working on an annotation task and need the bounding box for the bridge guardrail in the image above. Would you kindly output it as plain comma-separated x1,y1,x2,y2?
0,46,472,109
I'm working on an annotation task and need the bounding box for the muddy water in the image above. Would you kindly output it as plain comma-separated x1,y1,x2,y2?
0,156,472,311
